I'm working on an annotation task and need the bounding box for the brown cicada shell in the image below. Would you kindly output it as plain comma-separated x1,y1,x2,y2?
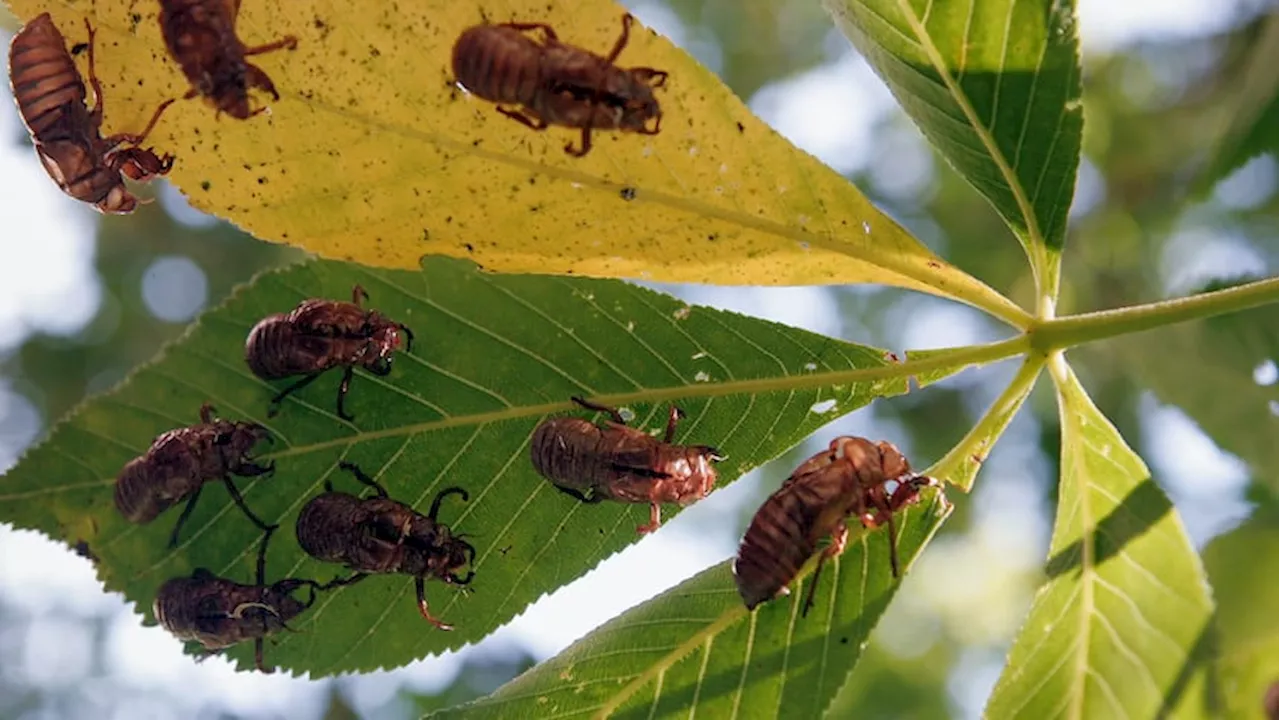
113,402,274,547
733,437,941,615
154,526,325,672
452,13,667,156
159,0,298,119
530,396,722,534
8,14,175,213
295,462,474,631
244,284,414,421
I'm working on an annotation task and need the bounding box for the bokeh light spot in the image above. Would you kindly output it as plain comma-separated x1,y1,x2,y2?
141,256,209,323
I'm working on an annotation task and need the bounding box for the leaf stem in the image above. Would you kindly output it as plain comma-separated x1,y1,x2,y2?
925,352,1047,491
1030,277,1278,352
1036,251,1063,321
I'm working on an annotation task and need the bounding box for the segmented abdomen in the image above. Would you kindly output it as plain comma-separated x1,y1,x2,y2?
153,574,286,650
244,314,309,379
153,575,209,641
295,492,364,564
733,480,831,610
530,417,609,491
114,457,179,523
452,25,544,107
8,13,87,142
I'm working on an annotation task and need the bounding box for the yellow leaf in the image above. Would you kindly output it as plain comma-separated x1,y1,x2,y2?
6,0,1027,326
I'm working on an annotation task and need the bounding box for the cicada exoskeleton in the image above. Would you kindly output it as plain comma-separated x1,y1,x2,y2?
8,13,175,213
531,396,722,534
154,526,325,672
733,437,941,614
113,403,274,547
452,13,666,156
244,284,413,421
294,462,474,630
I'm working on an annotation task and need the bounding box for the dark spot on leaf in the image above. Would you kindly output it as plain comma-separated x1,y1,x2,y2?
72,540,97,562
200,181,212,191
839,637,848,644
464,243,474,252
257,177,268,185
736,122,745,133
620,187,637,201
70,42,88,56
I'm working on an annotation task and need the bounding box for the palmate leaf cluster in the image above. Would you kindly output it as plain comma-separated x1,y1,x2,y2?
0,0,1274,718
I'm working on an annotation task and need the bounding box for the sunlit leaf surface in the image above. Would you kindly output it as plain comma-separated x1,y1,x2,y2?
986,362,1215,719
432,490,951,719
2,0,1024,328
0,257,950,676
824,0,1083,281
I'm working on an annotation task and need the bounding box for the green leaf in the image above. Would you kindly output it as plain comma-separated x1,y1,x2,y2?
1194,14,1279,196
1202,511,1279,719
823,0,1084,293
986,361,1215,718
1113,282,1278,490
0,256,956,677
430,489,952,719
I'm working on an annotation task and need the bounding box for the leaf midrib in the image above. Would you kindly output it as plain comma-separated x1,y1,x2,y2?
0,339,1024,503
888,0,1049,278
1054,357,1094,720
258,340,1018,460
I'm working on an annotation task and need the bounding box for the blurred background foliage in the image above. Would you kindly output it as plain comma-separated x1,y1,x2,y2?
0,0,1276,718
